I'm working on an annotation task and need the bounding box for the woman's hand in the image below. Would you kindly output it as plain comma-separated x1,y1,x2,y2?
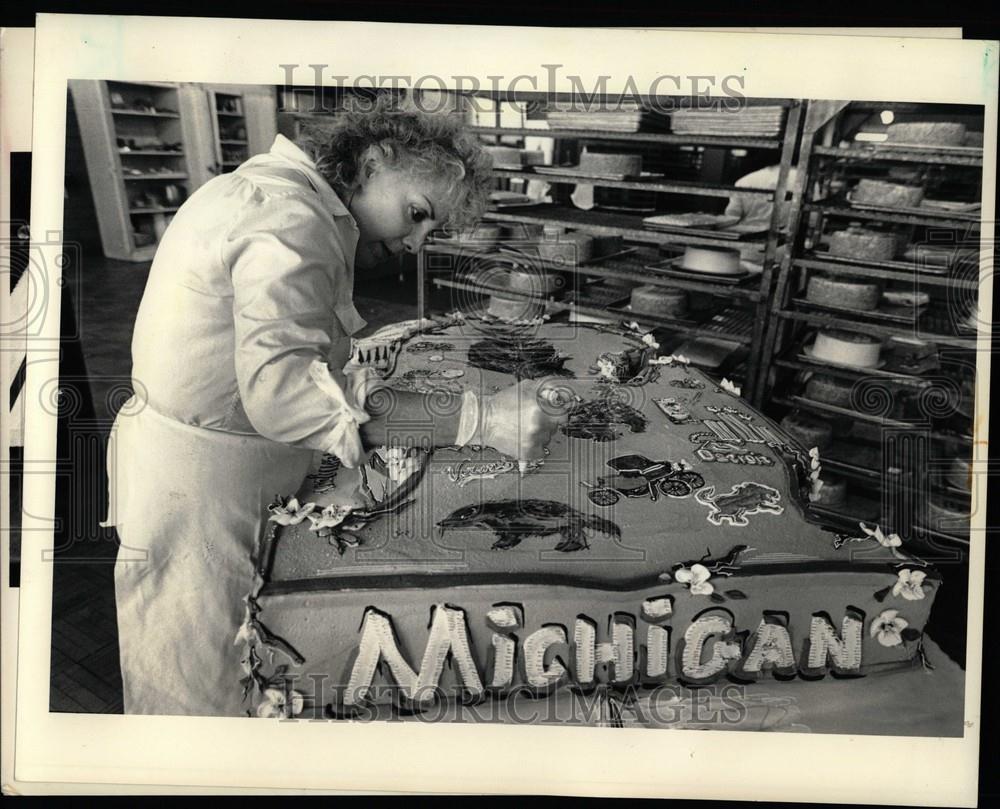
472,378,574,468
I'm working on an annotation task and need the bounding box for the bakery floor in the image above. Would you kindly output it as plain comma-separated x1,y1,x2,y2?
47,252,420,713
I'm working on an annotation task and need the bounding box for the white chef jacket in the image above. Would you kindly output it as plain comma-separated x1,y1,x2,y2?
131,134,369,453
107,136,376,717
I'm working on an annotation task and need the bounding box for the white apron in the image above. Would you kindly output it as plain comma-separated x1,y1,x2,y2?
105,398,315,716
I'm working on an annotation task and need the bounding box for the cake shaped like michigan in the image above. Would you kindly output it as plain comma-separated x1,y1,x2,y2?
245,320,940,715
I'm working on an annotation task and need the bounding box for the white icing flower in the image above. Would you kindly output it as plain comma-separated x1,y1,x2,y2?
233,603,255,646
719,378,742,396
860,522,903,549
807,449,825,502
267,496,316,526
759,637,785,664
641,332,660,350
870,609,909,647
256,688,305,719
596,356,619,380
382,447,422,483
306,504,353,533
674,564,714,596
892,569,927,601
718,644,742,661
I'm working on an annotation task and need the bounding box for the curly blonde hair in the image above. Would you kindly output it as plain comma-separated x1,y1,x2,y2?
297,92,492,230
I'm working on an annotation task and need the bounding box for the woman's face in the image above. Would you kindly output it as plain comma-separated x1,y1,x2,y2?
348,146,452,269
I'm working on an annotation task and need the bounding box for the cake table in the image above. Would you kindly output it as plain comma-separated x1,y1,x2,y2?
237,317,954,733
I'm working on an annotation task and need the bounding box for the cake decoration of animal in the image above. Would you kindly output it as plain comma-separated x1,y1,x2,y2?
436,499,622,552
694,481,784,527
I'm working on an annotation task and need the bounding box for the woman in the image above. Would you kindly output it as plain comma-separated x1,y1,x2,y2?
104,94,564,716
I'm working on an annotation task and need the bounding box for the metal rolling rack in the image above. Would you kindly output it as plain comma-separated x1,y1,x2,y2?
418,93,803,403
756,99,984,544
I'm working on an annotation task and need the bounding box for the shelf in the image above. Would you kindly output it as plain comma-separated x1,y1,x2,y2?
807,492,882,529
466,90,798,106
788,298,927,328
123,173,188,181
773,308,977,350
813,143,983,168
129,206,180,215
821,457,892,484
470,125,782,150
493,167,772,199
805,200,981,230
772,355,933,387
483,205,768,250
422,243,761,301
910,523,970,548
216,111,245,118
792,256,979,290
777,395,920,429
107,80,180,89
111,109,180,119
430,277,753,344
219,139,248,145
119,150,185,157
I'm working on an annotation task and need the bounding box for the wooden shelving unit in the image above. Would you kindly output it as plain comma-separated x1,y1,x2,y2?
70,79,194,262
209,90,249,174
418,93,803,401
70,81,279,261
756,99,984,540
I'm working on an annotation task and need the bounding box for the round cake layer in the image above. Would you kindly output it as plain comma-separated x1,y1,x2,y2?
536,231,594,264
499,222,545,240
852,179,925,208
806,274,882,311
885,121,967,145
579,151,642,176
487,294,544,321
812,330,882,368
483,145,524,168
780,411,834,451
506,268,561,295
813,474,847,506
804,374,855,408
630,285,689,318
826,226,897,262
678,245,742,275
